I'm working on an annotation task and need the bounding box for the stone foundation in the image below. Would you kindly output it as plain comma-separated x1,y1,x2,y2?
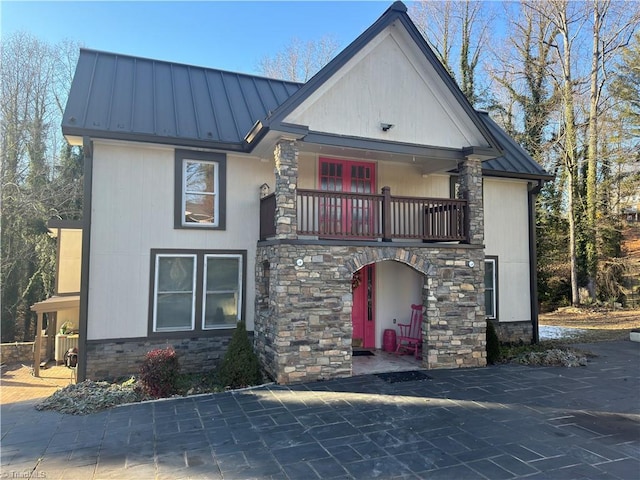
255,242,487,384
493,321,534,344
85,335,233,380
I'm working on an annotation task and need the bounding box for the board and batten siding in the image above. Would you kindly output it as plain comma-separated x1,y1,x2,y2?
87,141,271,340
284,26,488,150
483,178,532,323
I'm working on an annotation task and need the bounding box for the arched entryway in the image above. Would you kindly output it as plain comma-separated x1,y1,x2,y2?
348,254,430,355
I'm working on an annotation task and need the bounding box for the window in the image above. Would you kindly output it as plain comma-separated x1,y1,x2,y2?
485,257,498,320
150,250,245,335
153,255,196,332
175,150,226,229
203,255,242,329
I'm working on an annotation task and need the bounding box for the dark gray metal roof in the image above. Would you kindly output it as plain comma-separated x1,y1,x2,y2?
479,112,553,180
62,49,301,150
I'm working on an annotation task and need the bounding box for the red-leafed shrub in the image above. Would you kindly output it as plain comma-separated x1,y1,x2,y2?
139,347,180,398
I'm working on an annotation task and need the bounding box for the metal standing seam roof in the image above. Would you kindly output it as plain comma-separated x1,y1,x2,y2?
62,49,302,150
479,112,553,180
61,3,551,181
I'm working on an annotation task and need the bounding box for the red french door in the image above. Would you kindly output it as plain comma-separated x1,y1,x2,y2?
318,158,376,237
352,264,375,348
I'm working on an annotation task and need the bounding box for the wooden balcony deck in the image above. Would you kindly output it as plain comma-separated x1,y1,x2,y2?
260,187,468,243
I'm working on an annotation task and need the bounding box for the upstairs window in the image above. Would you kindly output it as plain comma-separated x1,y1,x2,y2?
175,150,226,229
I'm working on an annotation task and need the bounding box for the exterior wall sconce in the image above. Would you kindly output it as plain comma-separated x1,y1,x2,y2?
260,183,270,198
380,123,394,132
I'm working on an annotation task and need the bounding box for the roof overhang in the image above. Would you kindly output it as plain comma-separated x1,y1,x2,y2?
31,295,80,314
63,127,248,153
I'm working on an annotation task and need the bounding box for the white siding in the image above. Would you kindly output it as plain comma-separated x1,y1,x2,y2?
87,141,272,340
284,26,488,149
484,178,532,323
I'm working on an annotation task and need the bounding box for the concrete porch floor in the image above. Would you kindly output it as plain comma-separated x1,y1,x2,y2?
352,348,422,376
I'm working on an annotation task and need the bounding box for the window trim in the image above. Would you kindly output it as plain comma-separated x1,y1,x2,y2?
174,150,226,230
485,256,498,320
148,249,246,337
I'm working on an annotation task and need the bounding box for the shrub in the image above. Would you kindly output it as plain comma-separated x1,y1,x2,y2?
486,320,501,364
218,322,262,389
139,347,180,398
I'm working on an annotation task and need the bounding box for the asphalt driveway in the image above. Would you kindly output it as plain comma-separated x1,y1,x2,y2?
1,340,639,479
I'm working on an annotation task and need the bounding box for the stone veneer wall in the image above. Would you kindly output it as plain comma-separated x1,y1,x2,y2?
493,321,534,344
0,340,48,365
255,242,487,384
85,335,232,380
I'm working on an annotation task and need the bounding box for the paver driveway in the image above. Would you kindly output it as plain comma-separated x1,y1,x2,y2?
1,340,638,479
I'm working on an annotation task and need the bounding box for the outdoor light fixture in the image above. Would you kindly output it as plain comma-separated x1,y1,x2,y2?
380,122,394,132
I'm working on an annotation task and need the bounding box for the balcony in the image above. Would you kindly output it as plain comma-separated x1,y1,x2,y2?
260,187,468,243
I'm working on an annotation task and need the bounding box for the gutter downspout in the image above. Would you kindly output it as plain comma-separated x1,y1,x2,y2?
528,180,543,344
78,136,93,382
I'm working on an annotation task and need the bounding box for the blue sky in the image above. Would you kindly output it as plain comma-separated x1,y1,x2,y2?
1,1,392,74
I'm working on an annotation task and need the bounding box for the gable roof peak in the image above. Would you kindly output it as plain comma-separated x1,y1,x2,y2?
389,1,408,13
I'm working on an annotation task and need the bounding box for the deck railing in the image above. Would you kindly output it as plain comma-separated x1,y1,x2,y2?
260,187,468,242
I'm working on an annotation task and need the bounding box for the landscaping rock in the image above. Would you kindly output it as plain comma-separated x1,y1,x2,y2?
513,348,588,367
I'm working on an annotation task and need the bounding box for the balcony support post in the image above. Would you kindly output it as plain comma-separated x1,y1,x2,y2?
381,186,392,242
458,156,484,245
274,140,299,240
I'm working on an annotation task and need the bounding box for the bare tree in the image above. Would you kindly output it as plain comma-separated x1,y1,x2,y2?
1,33,81,341
490,1,558,164
528,0,588,306
410,0,494,106
584,0,639,300
257,35,340,82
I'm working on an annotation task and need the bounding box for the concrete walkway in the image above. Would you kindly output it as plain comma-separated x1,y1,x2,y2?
1,341,639,479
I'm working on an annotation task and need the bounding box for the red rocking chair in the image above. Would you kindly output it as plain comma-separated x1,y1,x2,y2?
395,304,424,358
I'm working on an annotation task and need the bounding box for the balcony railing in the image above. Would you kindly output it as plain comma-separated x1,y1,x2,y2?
260,187,468,242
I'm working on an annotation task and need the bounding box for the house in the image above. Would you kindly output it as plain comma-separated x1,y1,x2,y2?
60,1,551,384
30,220,82,376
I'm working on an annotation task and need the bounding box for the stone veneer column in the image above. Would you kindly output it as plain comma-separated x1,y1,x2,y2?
421,155,487,370
458,155,484,245
274,140,298,240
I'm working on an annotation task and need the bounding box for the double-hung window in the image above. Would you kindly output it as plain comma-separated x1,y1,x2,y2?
203,255,242,329
485,257,498,320
150,250,244,335
153,255,197,332
175,150,226,229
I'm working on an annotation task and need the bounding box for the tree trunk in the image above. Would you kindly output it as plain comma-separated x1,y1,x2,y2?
586,0,602,301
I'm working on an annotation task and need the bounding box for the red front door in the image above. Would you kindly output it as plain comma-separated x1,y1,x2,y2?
352,264,375,348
